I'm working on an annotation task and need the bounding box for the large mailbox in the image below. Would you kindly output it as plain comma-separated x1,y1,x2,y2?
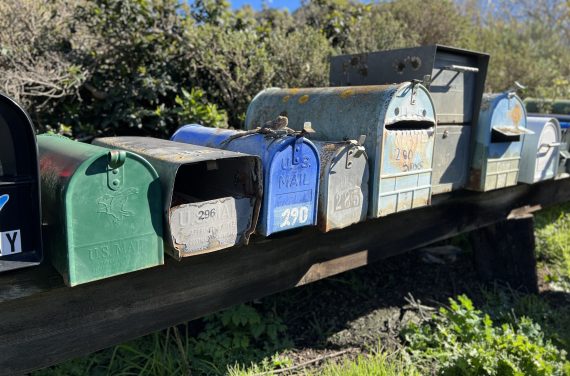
94,137,262,258
171,125,320,236
244,83,436,218
38,135,164,286
519,117,561,184
329,45,489,194
312,140,368,232
0,93,42,271
468,92,532,192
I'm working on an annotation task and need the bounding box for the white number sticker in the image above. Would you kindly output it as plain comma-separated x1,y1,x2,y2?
280,206,309,228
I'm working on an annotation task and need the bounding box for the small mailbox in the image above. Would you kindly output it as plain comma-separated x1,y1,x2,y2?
468,92,533,192
527,113,570,177
244,83,436,217
38,135,164,286
94,137,262,258
0,93,42,271
171,125,320,236
329,45,489,194
312,140,369,232
519,117,561,184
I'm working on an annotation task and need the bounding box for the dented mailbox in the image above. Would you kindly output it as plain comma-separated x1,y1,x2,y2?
244,83,436,217
519,117,561,184
329,45,489,194
312,140,369,232
171,125,320,236
0,93,42,271
468,92,532,192
94,137,262,258
38,135,164,286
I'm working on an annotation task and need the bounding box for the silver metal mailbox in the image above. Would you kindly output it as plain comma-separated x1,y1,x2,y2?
313,140,368,232
245,83,436,218
519,117,561,184
94,137,262,259
528,113,570,177
329,45,489,194
468,92,532,191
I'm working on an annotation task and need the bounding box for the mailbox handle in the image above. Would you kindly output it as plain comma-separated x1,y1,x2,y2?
443,65,479,73
538,142,561,152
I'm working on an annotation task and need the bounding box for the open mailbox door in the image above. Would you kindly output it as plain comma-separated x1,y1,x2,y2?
0,93,42,271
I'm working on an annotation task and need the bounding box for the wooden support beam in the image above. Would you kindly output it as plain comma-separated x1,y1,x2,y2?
0,178,569,375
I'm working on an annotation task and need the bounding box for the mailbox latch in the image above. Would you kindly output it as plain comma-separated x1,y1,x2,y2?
107,150,127,191
292,136,304,165
346,135,366,169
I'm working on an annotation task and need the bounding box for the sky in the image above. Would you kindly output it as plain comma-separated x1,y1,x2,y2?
229,0,301,11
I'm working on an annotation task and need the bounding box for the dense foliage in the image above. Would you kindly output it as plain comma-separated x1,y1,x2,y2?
1,0,569,139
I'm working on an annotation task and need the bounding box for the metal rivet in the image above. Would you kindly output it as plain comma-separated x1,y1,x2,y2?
112,169,119,175
112,179,120,186
394,107,400,116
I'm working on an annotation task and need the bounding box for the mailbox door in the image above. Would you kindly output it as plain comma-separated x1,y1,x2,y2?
534,121,560,181
0,94,42,271
431,125,471,194
264,139,319,235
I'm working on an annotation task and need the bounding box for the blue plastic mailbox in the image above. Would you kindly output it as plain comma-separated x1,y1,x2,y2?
171,125,320,236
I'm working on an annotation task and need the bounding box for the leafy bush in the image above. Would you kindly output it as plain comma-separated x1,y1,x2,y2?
402,295,570,376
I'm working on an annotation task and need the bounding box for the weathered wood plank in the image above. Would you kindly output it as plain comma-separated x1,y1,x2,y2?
1,177,570,375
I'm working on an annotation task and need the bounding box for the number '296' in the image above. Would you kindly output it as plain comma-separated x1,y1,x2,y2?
280,206,309,228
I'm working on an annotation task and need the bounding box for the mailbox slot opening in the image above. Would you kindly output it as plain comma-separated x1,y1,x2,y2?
491,129,520,143
385,120,434,131
172,157,256,206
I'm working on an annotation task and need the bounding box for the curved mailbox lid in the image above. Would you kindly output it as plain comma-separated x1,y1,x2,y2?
244,83,436,217
0,93,42,271
171,125,320,236
38,135,164,286
469,92,531,191
312,140,369,232
94,137,262,258
519,117,561,183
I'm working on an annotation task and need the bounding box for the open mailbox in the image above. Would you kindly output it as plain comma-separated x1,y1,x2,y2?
94,137,262,258
0,93,42,271
468,92,532,191
38,135,164,286
171,125,320,236
244,83,436,218
329,45,489,194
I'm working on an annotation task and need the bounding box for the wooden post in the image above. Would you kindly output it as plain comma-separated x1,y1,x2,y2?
470,211,539,293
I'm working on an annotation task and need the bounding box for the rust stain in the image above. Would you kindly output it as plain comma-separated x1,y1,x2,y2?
288,88,300,95
467,168,482,189
509,104,523,125
340,89,354,99
282,95,291,103
298,95,310,104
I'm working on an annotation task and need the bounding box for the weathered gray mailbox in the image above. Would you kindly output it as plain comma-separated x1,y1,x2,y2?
244,83,436,218
312,140,368,232
519,117,561,184
94,137,262,258
329,45,489,194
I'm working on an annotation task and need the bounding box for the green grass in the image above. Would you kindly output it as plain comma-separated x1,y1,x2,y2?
535,203,570,288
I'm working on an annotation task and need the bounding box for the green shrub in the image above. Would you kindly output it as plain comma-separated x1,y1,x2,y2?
402,295,570,376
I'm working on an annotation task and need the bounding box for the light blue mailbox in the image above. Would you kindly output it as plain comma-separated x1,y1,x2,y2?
171,125,320,236
468,92,533,191
244,83,436,218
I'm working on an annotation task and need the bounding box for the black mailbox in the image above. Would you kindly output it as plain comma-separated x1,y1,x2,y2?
0,93,42,271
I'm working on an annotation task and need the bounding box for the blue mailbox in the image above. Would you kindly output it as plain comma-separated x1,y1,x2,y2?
171,125,320,236
468,92,533,191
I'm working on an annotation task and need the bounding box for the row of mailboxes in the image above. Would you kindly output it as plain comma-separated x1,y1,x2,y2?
244,83,437,217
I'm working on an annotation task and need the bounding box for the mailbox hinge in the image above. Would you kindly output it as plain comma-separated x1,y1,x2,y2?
107,150,127,191
346,135,366,169
292,136,304,165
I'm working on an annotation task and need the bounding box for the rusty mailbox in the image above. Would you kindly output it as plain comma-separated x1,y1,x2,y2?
0,93,42,271
38,134,164,286
312,140,369,232
94,137,262,258
468,92,533,191
244,83,436,217
519,117,561,184
171,125,320,236
330,45,489,194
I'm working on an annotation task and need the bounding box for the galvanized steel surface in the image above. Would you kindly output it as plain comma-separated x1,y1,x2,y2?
519,117,561,183
312,140,368,232
38,135,164,286
469,92,529,191
94,137,262,258
244,83,436,217
171,125,320,236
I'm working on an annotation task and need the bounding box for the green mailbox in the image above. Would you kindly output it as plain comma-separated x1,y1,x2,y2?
38,135,164,286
